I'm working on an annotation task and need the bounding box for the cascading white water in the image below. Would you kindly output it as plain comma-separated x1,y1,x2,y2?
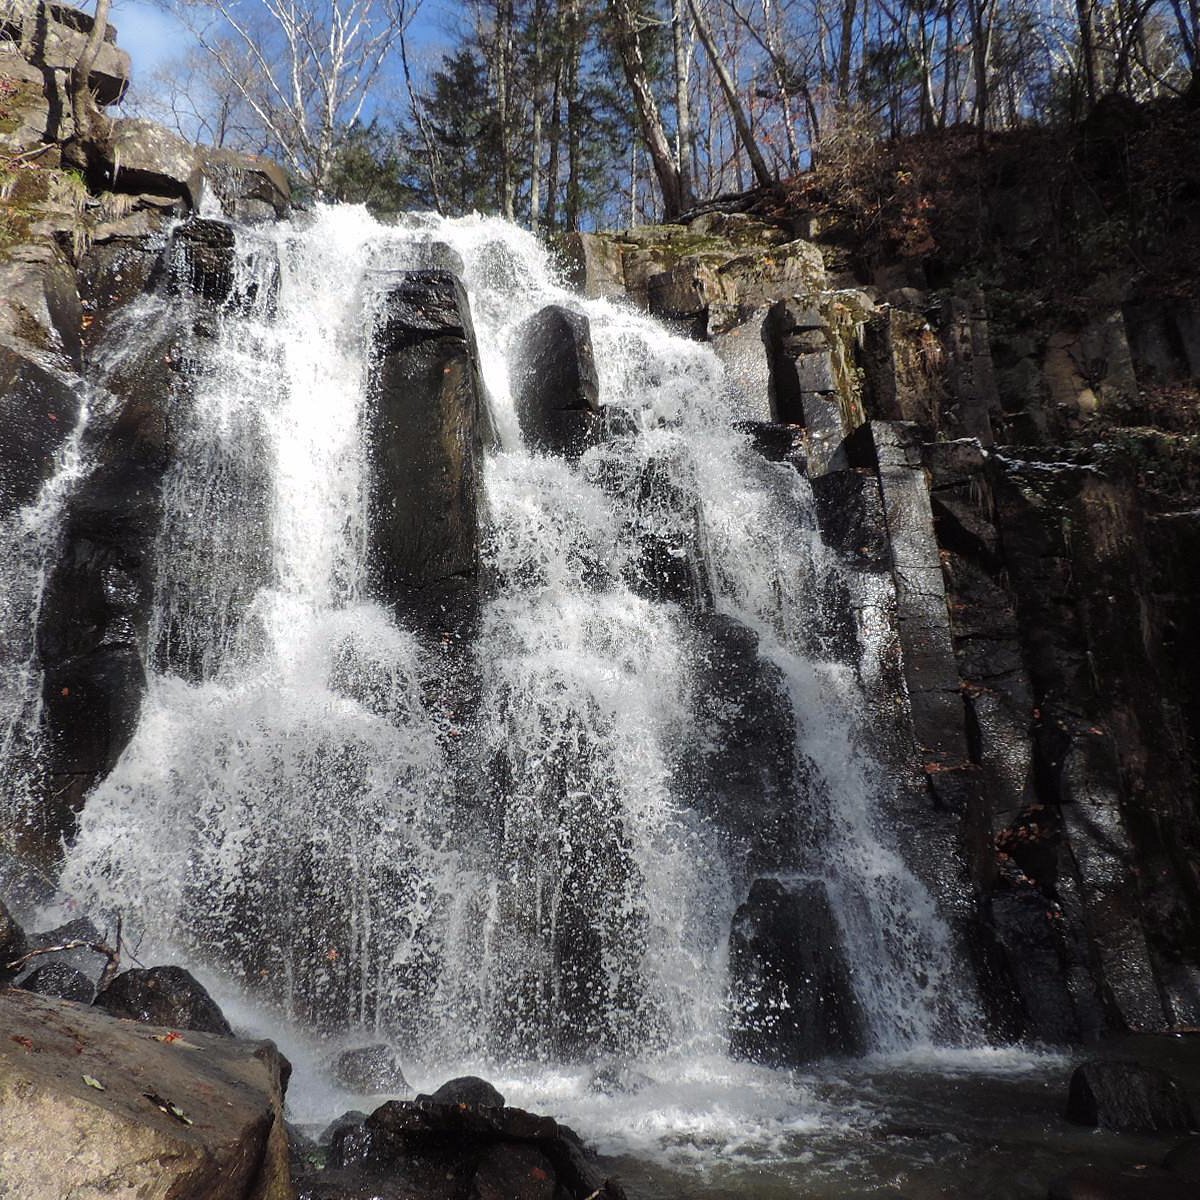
33,205,977,1083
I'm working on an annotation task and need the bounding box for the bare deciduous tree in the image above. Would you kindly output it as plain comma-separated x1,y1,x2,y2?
159,0,421,191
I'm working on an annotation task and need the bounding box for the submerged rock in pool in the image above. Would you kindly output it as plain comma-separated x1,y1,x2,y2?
1066,1059,1196,1134
1048,1164,1196,1199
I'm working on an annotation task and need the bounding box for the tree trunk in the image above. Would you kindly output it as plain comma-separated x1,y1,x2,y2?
400,17,446,214
544,0,567,231
565,0,583,230
69,0,112,156
837,0,856,105
495,0,516,220
686,0,773,188
1168,0,1199,71
608,0,686,218
970,0,996,133
529,0,547,228
761,0,801,173
672,0,695,211
1076,0,1099,109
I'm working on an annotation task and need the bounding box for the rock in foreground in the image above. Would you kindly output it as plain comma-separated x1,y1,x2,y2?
301,1092,626,1200
0,989,291,1199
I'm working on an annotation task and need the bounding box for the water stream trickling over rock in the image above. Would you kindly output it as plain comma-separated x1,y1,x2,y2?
3,206,978,1083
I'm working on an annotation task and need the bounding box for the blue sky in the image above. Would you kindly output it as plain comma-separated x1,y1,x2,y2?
111,0,451,96
111,0,190,84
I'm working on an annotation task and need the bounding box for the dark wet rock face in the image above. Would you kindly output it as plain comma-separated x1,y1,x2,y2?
319,1110,369,1146
94,965,234,1036
311,1097,626,1200
33,340,176,853
168,218,237,304
510,304,601,459
330,1045,409,1095
418,1076,505,1108
366,270,488,638
686,616,797,872
19,960,95,1003
0,899,28,982
1066,1060,1196,1133
729,877,867,1065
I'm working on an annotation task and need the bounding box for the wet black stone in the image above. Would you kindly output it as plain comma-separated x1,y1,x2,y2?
94,965,233,1036
729,877,867,1066
0,899,27,983
169,218,236,303
19,960,95,1003
330,1045,409,1094
418,1075,505,1108
510,304,601,459
1066,1060,1196,1134
319,1110,368,1147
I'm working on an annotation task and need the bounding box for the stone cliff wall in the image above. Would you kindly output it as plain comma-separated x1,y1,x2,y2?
1,5,290,857
6,1,1200,1050
559,211,1200,1043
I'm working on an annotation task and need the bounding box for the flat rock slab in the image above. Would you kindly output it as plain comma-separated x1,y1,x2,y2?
0,988,291,1200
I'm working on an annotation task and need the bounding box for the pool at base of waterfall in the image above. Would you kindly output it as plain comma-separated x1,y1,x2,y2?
270,1025,1200,1200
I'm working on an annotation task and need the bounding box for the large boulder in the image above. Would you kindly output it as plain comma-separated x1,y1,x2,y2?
5,0,131,105
0,988,292,1199
19,959,95,1003
366,270,490,635
0,47,56,152
416,1075,505,1108
329,1044,409,1095
1066,1060,1196,1134
510,304,601,459
104,118,204,205
729,876,867,1065
200,147,291,221
94,965,234,1036
555,232,626,300
313,1097,626,1199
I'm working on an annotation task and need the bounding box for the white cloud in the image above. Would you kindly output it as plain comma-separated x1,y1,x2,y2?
111,0,195,90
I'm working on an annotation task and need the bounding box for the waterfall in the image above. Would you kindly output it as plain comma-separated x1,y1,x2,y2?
2,204,977,1075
